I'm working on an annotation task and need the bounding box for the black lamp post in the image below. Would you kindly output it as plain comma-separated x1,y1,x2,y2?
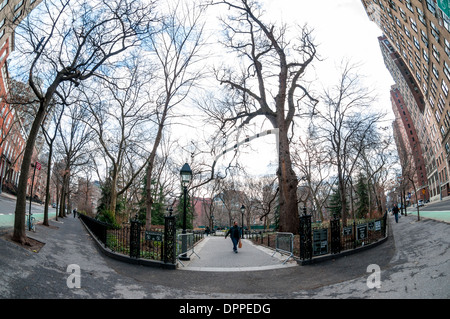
180,163,192,260
240,204,245,237
28,162,38,231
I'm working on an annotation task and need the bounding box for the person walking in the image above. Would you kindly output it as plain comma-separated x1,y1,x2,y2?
225,221,241,253
392,204,399,223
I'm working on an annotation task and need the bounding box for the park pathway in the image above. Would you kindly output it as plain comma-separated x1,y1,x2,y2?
179,235,297,271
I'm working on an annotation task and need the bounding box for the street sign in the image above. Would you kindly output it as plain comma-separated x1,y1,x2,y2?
343,226,353,236
35,162,41,170
145,231,163,242
356,224,368,241
313,228,328,256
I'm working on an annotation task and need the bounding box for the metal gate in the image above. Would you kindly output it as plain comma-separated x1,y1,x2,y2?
299,214,312,260
330,218,341,254
164,215,177,264
130,217,141,258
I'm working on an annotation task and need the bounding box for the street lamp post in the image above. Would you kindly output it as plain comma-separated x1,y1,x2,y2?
240,204,245,237
28,162,39,231
180,163,192,260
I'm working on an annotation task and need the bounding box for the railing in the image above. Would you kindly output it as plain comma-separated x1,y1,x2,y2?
79,213,178,267
271,232,294,264
106,226,165,261
176,232,200,266
78,213,108,245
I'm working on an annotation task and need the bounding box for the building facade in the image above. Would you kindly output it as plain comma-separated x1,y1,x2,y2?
0,0,43,196
362,0,450,200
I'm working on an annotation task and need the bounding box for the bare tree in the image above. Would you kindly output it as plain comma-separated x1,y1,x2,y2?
292,124,333,221
56,102,94,218
41,96,65,226
200,0,318,234
10,0,158,244
314,62,382,225
144,0,206,230
82,52,156,219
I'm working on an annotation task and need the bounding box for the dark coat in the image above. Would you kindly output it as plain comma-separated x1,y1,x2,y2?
225,226,241,240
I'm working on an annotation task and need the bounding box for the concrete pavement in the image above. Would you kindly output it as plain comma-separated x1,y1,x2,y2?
179,236,297,271
0,211,449,299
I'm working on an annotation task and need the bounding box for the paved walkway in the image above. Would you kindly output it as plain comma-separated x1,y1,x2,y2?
179,236,297,271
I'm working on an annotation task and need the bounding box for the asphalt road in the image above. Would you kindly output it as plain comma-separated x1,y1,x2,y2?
0,193,57,227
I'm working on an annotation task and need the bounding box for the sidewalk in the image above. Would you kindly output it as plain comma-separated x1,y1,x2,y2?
180,236,297,271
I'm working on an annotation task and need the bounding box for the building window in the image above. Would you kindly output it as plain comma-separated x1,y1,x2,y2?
410,17,418,32
420,29,428,47
432,63,439,79
413,36,420,49
431,45,439,63
13,9,22,23
436,110,441,123
423,48,429,62
0,0,8,12
14,0,23,12
404,25,411,38
426,0,436,15
445,38,450,59
442,80,449,97
444,61,450,82
430,21,440,43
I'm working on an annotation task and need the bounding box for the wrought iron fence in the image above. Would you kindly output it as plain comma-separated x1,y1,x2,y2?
300,213,388,261
247,213,388,262
79,213,177,265
106,225,165,261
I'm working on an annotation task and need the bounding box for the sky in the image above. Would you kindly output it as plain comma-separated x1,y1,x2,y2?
193,0,396,177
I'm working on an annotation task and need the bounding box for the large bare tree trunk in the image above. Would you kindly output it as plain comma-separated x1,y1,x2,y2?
12,103,48,244
277,125,299,233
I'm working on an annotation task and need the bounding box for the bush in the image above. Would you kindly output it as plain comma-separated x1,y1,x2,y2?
96,209,120,229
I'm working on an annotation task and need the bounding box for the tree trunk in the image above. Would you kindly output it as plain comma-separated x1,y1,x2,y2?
145,121,165,231
12,103,47,244
276,125,299,234
109,169,118,217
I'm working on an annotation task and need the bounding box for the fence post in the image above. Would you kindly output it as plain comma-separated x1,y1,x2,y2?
130,215,141,258
164,215,177,265
330,216,341,254
299,213,312,261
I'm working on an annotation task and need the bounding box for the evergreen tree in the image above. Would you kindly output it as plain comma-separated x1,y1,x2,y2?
355,173,370,219
329,187,342,218
138,172,166,226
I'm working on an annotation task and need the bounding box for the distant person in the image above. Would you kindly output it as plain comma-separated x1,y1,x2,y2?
392,204,399,223
225,221,241,253
205,226,210,236
73,208,77,218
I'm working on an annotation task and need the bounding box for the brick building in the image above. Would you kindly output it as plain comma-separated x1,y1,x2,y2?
362,0,450,200
0,0,43,197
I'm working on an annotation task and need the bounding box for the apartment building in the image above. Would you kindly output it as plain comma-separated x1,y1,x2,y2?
0,0,42,195
391,85,429,202
361,0,450,200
